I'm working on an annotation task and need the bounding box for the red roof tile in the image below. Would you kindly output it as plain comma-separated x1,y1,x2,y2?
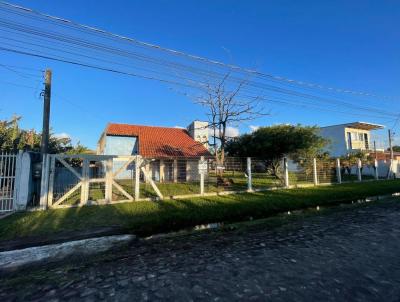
104,123,211,158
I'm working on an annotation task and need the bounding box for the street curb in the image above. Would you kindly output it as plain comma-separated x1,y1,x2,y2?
0,234,136,272
0,226,127,252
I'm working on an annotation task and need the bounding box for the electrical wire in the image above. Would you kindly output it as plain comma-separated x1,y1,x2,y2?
0,1,397,101
0,1,398,123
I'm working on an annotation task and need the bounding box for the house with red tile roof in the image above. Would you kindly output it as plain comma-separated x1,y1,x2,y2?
97,121,211,182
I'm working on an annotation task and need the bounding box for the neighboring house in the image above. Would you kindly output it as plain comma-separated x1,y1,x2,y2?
369,151,400,161
97,121,211,182
319,122,384,157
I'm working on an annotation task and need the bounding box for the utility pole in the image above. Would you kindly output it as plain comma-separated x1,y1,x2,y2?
40,69,52,155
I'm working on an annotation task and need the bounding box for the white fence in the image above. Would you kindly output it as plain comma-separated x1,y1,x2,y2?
33,153,399,210
39,154,163,209
1,151,397,212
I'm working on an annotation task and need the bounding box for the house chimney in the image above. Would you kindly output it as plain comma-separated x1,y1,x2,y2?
187,120,209,149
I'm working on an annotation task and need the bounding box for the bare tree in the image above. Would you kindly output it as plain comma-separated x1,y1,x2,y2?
194,74,266,166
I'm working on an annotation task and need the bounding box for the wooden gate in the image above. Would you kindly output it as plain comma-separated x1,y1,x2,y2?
42,154,163,209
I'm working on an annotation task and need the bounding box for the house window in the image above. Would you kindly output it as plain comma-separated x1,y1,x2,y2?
364,133,369,149
151,161,160,182
164,160,174,182
347,132,352,149
358,133,364,141
177,160,187,182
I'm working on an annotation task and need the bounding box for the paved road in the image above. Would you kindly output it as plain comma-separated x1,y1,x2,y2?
1,199,400,301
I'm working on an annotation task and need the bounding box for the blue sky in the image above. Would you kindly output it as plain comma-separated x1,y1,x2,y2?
1,0,399,149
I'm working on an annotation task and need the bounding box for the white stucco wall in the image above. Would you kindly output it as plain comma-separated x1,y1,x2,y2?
319,126,347,157
320,125,372,157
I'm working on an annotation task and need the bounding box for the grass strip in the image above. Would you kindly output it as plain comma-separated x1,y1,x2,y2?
1,180,399,241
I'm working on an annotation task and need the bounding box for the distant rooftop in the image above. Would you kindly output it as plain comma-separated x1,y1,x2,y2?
321,122,385,131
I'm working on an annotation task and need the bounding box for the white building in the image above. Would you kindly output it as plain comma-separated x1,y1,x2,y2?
320,122,384,157
187,120,209,149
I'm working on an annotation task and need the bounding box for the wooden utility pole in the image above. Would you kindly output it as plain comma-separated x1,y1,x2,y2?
41,69,52,154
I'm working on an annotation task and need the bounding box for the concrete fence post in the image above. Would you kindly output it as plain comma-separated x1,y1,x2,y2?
80,158,90,205
200,156,205,195
357,159,362,182
105,158,113,203
247,157,253,192
336,158,342,184
374,159,379,180
15,151,32,211
283,157,289,188
313,158,318,186
39,153,50,210
47,155,55,207
134,155,141,201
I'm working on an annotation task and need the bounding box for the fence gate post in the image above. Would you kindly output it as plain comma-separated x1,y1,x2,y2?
39,154,50,210
105,158,113,203
283,157,289,188
336,158,342,184
134,155,140,201
313,158,318,186
47,155,56,207
80,158,90,205
357,159,362,182
247,157,253,192
200,156,205,195
374,159,379,180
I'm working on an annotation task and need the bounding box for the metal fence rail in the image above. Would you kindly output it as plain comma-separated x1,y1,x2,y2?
0,152,17,213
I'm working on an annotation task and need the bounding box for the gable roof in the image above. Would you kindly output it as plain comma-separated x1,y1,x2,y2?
104,123,211,158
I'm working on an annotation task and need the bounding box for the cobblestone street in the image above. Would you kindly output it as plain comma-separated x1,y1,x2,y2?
1,199,400,301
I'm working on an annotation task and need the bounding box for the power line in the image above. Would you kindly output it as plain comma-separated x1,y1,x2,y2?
0,28,397,119
0,34,215,88
1,42,398,120
0,0,398,101
0,62,42,78
0,13,396,118
0,62,43,72
0,15,396,114
0,1,399,122
0,79,37,89
0,46,207,90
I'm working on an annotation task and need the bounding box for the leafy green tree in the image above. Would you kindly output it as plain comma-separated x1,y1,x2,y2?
392,146,400,152
226,124,328,178
0,116,91,154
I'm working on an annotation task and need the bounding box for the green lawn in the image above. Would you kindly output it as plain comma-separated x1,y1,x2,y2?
55,172,281,205
1,179,400,241
52,171,382,206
